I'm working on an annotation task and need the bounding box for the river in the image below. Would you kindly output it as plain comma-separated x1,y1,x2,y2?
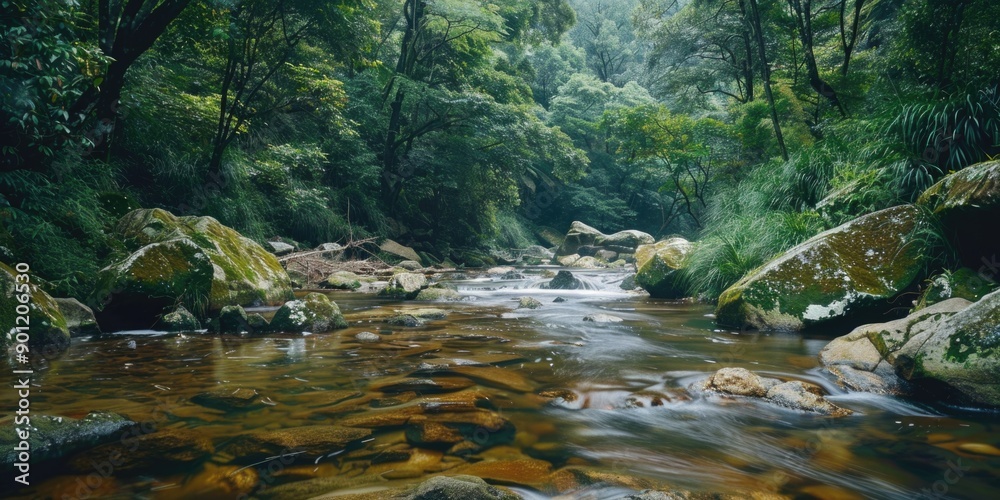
5,267,999,499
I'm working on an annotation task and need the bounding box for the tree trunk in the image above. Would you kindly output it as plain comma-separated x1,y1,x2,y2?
839,0,866,76
737,0,755,102
747,0,789,161
788,0,847,116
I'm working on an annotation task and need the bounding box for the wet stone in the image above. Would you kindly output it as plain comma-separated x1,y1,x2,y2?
192,386,261,411
517,296,542,309
355,331,382,343
67,428,214,473
221,425,372,461
387,314,425,327
372,376,476,394
583,313,624,323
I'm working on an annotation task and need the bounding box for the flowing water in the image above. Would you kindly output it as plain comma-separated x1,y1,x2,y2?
4,268,1000,499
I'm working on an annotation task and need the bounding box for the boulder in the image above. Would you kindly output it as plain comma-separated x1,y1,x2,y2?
918,160,1000,267
218,305,249,334
557,221,604,256
913,268,995,311
819,298,969,396
67,428,213,473
416,286,461,301
596,229,655,250
0,412,134,467
54,297,100,336
521,245,554,265
1,262,69,351
381,239,422,263
380,272,428,299
322,270,363,290
701,367,851,416
160,305,201,332
716,205,929,331
892,289,1000,407
919,159,1000,214
399,260,423,271
267,241,295,256
545,270,583,290
269,293,347,333
635,238,693,298
316,242,344,253
387,314,424,327
91,209,292,330
572,256,606,269
556,254,581,266
595,249,618,261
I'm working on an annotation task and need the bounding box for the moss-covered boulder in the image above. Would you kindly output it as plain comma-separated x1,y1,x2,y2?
54,297,100,336
379,272,428,299
160,305,201,332
556,221,654,256
918,160,1000,267
913,268,996,311
716,205,929,331
269,293,347,333
891,289,1000,407
1,262,70,351
322,270,363,290
919,160,1000,214
92,209,292,330
635,238,693,299
557,221,603,256
218,305,249,334
0,411,135,467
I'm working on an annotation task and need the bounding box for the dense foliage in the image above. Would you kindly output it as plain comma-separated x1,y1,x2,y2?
2,0,998,300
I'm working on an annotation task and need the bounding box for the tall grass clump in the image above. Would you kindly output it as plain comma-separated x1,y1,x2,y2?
681,162,825,299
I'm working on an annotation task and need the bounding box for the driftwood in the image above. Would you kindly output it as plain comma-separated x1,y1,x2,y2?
278,237,394,285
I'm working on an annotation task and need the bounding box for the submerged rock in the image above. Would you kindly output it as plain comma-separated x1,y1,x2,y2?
91,208,292,330
634,238,692,298
270,293,347,333
192,386,261,410
387,314,425,327
405,475,519,500
0,412,134,466
716,205,929,331
1,262,69,351
583,313,623,323
545,270,583,290
221,426,371,461
67,428,214,473
355,331,382,343
160,305,201,332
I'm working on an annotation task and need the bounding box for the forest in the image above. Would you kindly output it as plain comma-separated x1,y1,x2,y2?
3,0,996,302
4,1,1000,499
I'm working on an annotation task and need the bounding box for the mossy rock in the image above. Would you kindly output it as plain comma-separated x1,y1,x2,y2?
0,411,135,467
1,262,70,352
893,289,1000,407
913,268,996,311
415,286,461,301
322,271,363,290
54,297,100,336
160,305,201,332
219,305,249,334
557,221,603,256
716,205,929,331
379,272,428,299
634,238,693,299
91,209,293,329
270,293,347,333
918,160,1000,214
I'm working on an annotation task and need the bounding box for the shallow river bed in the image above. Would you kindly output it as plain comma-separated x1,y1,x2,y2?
4,268,1000,499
